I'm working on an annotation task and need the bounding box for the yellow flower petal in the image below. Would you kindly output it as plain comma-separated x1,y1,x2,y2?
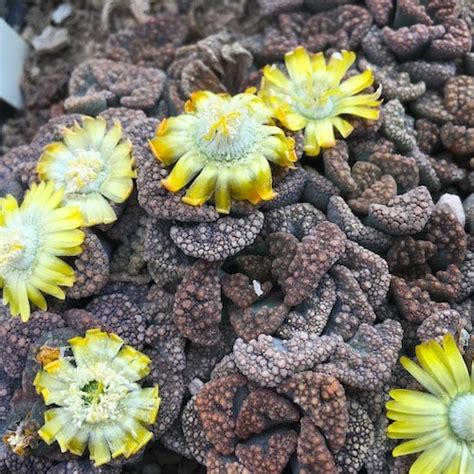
39,409,66,444
102,425,130,459
185,90,214,113
441,335,470,394
459,444,473,474
67,428,89,456
284,46,312,83
313,118,336,148
41,142,74,163
251,154,276,201
16,280,30,322
111,344,151,382
262,65,292,89
89,428,111,466
415,341,458,399
70,329,124,367
400,356,450,402
263,135,298,166
149,134,186,166
29,276,65,299
33,266,74,288
331,116,354,138
108,141,132,163
408,441,457,474
337,105,380,120
160,152,205,193
65,193,117,227
42,229,85,250
55,422,81,453
388,416,448,438
62,127,89,151
386,389,447,416
311,51,326,74
214,171,232,214
119,417,153,453
82,116,107,148
182,165,218,207
326,50,356,85
339,69,374,95
444,443,474,474
392,429,448,456
100,178,134,203
100,121,123,158
278,109,308,131
26,284,47,311
335,89,382,109
228,165,262,205
22,181,63,213
303,121,321,156
43,207,84,232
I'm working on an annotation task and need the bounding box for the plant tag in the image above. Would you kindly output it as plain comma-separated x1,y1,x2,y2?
0,19,30,109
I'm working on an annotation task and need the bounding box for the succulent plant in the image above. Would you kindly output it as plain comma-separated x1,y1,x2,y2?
149,90,297,213
38,117,136,226
260,47,382,156
34,329,160,466
0,181,84,321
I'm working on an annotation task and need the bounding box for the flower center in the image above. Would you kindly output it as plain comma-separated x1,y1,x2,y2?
448,393,474,442
65,363,130,426
195,106,261,164
0,227,39,273
66,150,104,193
290,78,340,120
204,111,241,140
81,380,105,405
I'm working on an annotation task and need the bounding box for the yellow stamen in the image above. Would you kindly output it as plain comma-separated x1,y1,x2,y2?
0,238,24,270
65,151,103,192
204,111,241,140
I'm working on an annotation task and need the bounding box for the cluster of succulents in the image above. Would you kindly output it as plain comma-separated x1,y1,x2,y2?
1,116,135,321
0,0,472,472
149,46,380,213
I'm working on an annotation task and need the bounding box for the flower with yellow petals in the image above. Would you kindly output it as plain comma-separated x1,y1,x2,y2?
38,117,136,226
0,181,84,322
259,46,382,156
149,90,297,214
387,334,473,474
34,329,160,467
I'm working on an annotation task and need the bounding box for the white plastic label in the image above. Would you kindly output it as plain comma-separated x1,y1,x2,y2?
0,19,30,109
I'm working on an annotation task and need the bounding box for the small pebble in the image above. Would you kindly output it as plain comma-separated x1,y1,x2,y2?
437,193,465,227
51,3,73,24
32,26,69,53
253,280,264,296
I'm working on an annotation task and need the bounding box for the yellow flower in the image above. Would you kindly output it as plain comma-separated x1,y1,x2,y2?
34,329,160,467
386,334,473,474
38,117,136,226
149,90,297,214
0,181,84,321
260,46,382,156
